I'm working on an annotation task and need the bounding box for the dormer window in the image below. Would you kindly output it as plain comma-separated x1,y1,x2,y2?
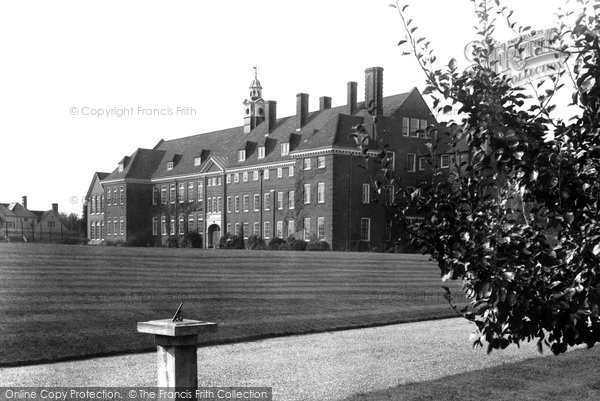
238,150,246,162
118,163,124,172
167,162,174,171
281,143,289,156
258,146,265,159
194,157,202,166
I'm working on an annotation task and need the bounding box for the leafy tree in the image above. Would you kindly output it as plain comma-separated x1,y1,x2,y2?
372,0,600,354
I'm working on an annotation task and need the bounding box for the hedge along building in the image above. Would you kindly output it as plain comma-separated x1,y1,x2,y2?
86,67,438,250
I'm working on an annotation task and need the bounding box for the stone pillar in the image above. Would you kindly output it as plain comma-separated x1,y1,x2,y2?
137,319,218,400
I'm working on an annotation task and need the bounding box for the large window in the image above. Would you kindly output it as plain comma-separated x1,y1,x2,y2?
264,192,271,211
277,192,283,210
386,151,396,170
410,118,419,137
419,119,429,138
243,171,248,182
317,217,325,240
107,188,112,205
119,186,125,204
253,222,259,236
317,183,325,203
264,222,271,239
303,218,311,241
264,169,270,180
304,158,311,170
243,195,249,212
288,191,295,209
362,183,370,204
197,181,203,202
441,154,451,168
276,221,283,238
161,216,166,235
207,197,212,213
288,220,295,238
120,216,124,235
153,187,158,205
289,165,294,177
360,218,371,241
188,214,194,232
277,167,283,178
317,156,325,169
407,153,416,172
253,170,259,181
243,223,249,239
304,184,311,204
170,217,175,235
402,117,410,136
234,223,240,235
169,184,175,204
227,197,232,213
419,157,427,171
178,183,185,203
197,216,204,235
152,217,158,235
179,215,184,235
235,196,240,213
188,182,194,202
234,173,239,183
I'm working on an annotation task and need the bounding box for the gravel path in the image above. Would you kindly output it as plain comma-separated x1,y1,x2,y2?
0,318,553,400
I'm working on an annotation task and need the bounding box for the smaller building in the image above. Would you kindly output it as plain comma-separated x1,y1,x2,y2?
0,196,68,242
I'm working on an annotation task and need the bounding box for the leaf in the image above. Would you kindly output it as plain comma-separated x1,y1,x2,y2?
398,40,408,46
593,242,600,256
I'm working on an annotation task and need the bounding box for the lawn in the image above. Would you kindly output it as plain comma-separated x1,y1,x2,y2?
0,243,461,366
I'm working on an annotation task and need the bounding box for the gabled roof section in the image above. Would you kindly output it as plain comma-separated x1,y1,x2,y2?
85,172,110,200
199,156,228,174
7,203,38,219
0,203,17,218
103,148,166,182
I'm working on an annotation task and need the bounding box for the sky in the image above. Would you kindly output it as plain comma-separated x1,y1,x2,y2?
0,0,567,215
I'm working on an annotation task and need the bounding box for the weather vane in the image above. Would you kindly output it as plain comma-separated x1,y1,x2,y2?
172,302,184,322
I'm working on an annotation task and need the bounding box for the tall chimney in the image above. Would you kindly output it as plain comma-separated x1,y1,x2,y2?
319,96,332,110
347,81,357,115
265,100,277,133
52,203,58,214
296,93,309,130
22,196,27,210
365,67,384,116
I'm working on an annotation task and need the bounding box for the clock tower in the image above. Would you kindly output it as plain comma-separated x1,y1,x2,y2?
242,66,265,134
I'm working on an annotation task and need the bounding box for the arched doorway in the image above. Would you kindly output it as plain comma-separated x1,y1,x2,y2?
207,224,221,248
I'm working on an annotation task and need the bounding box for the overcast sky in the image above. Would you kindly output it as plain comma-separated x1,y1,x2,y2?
0,0,566,215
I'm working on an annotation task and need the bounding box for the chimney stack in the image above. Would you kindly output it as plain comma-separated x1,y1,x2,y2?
22,196,27,210
319,96,332,111
347,81,357,115
52,203,58,214
296,93,309,130
365,67,384,116
265,100,277,133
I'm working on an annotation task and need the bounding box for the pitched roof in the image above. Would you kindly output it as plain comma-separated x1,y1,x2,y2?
7,203,38,219
99,90,422,182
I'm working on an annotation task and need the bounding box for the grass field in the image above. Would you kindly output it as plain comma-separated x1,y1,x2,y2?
0,243,461,367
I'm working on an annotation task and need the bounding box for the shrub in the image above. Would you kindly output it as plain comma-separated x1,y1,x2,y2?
218,233,245,249
307,240,330,251
289,239,307,251
166,236,179,248
180,231,203,248
247,235,267,250
268,237,287,250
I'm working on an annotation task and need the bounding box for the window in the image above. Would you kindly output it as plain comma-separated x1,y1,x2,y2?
317,217,325,240
317,156,325,168
113,218,117,235
216,197,221,212
317,183,325,203
410,118,419,137
217,176,222,186
264,192,271,211
288,190,295,209
304,184,311,204
304,158,311,170
419,119,429,138
289,165,294,177
160,185,166,204
170,217,175,235
226,174,231,184
277,167,283,178
153,217,158,235
197,216,204,234
100,195,104,213
234,173,239,183
113,187,117,205
441,154,451,168
120,216,124,235
387,185,395,205
253,222,260,236
288,220,295,238
188,214,194,232
152,187,158,205
402,117,410,136
277,192,284,210
243,223,249,239
235,196,240,212
276,221,283,238
258,146,265,159
188,182,194,202
419,157,427,171
91,223,96,240
254,194,260,211
207,197,212,213
360,218,371,241
179,215,184,235
253,170,259,181
197,181,203,202
264,222,271,239
170,184,175,204
118,163,124,173
167,162,173,170
119,186,125,204
243,195,249,212
362,183,370,204
243,171,248,182
386,151,396,170
281,143,289,156
227,197,232,213
107,188,112,205
234,223,240,236
194,157,202,166
407,153,416,172
227,223,231,234
303,218,311,240
91,197,96,214
178,183,185,203
101,221,105,239
107,219,112,236
264,169,270,180
238,150,246,162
